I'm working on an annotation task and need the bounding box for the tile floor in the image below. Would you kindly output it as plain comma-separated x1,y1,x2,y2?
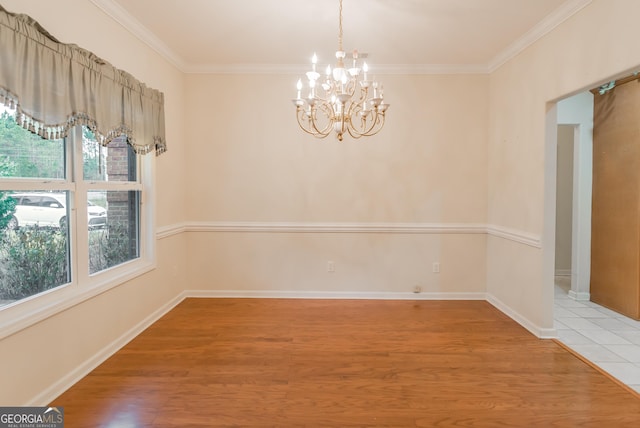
554,276,640,393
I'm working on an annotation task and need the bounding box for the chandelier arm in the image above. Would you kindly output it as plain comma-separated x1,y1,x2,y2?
359,112,386,137
347,121,383,139
346,117,369,139
319,102,337,133
348,87,369,124
344,102,359,131
344,102,385,138
345,79,357,97
309,103,334,136
296,107,331,138
294,107,315,136
359,86,370,104
345,101,369,137
350,86,363,105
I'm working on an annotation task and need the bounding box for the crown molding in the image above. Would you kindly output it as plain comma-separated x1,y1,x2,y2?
365,64,490,76
91,0,592,76
487,0,593,72
184,64,308,75
184,63,491,75
89,0,188,71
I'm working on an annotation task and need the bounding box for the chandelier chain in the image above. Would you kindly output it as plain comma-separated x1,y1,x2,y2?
338,0,343,52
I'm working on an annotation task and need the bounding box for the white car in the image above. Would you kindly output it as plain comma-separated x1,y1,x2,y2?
7,193,107,229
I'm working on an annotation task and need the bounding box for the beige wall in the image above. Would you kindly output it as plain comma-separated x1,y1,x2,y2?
555,125,574,274
0,0,187,405
187,232,487,296
184,73,489,295
487,0,640,330
185,74,488,223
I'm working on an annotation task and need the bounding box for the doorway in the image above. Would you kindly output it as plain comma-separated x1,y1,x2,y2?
555,92,594,301
548,90,640,392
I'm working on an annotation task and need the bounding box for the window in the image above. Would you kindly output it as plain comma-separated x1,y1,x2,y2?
0,105,154,330
80,131,141,275
0,5,163,337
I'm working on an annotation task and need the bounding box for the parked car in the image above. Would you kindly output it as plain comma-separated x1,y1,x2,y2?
6,193,107,229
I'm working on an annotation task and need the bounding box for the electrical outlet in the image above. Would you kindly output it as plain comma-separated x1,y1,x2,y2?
413,285,422,293
327,261,335,273
432,262,440,273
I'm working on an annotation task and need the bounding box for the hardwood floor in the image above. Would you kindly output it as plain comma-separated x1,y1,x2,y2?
52,299,640,427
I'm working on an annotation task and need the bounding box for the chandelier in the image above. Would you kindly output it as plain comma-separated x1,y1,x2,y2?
292,0,389,141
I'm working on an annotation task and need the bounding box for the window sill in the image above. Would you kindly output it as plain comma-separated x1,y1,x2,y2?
0,259,156,340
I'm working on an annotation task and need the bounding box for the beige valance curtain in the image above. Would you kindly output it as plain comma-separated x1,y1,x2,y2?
0,5,166,155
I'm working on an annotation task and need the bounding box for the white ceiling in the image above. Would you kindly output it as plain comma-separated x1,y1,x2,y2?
90,0,591,73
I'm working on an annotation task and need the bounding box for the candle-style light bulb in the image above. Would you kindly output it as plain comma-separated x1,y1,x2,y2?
363,62,368,80
296,79,302,99
340,74,347,93
309,79,316,98
312,53,317,72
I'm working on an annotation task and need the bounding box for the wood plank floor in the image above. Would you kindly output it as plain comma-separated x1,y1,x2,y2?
52,299,640,427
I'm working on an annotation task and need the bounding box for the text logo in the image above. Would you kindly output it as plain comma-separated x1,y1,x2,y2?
0,407,64,428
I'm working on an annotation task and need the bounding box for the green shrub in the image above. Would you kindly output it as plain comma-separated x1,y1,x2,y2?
89,222,136,274
0,221,136,302
0,226,69,300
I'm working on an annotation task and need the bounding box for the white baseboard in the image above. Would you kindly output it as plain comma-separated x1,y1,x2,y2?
568,290,590,301
29,292,187,406
185,289,487,301
486,293,557,339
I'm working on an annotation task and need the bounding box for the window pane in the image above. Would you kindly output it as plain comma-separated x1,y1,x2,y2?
0,190,70,307
0,109,65,179
5,191,70,229
83,130,137,182
89,190,140,274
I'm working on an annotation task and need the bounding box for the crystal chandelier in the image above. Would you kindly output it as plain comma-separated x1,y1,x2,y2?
292,0,389,141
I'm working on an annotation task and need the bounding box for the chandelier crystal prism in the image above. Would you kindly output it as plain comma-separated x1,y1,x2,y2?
292,0,389,141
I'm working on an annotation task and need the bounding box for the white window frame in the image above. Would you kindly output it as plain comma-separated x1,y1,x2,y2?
0,125,156,339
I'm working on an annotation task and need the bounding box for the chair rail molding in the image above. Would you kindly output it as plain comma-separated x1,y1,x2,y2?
157,221,541,246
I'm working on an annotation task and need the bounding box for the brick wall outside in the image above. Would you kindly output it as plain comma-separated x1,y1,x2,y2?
105,138,138,257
